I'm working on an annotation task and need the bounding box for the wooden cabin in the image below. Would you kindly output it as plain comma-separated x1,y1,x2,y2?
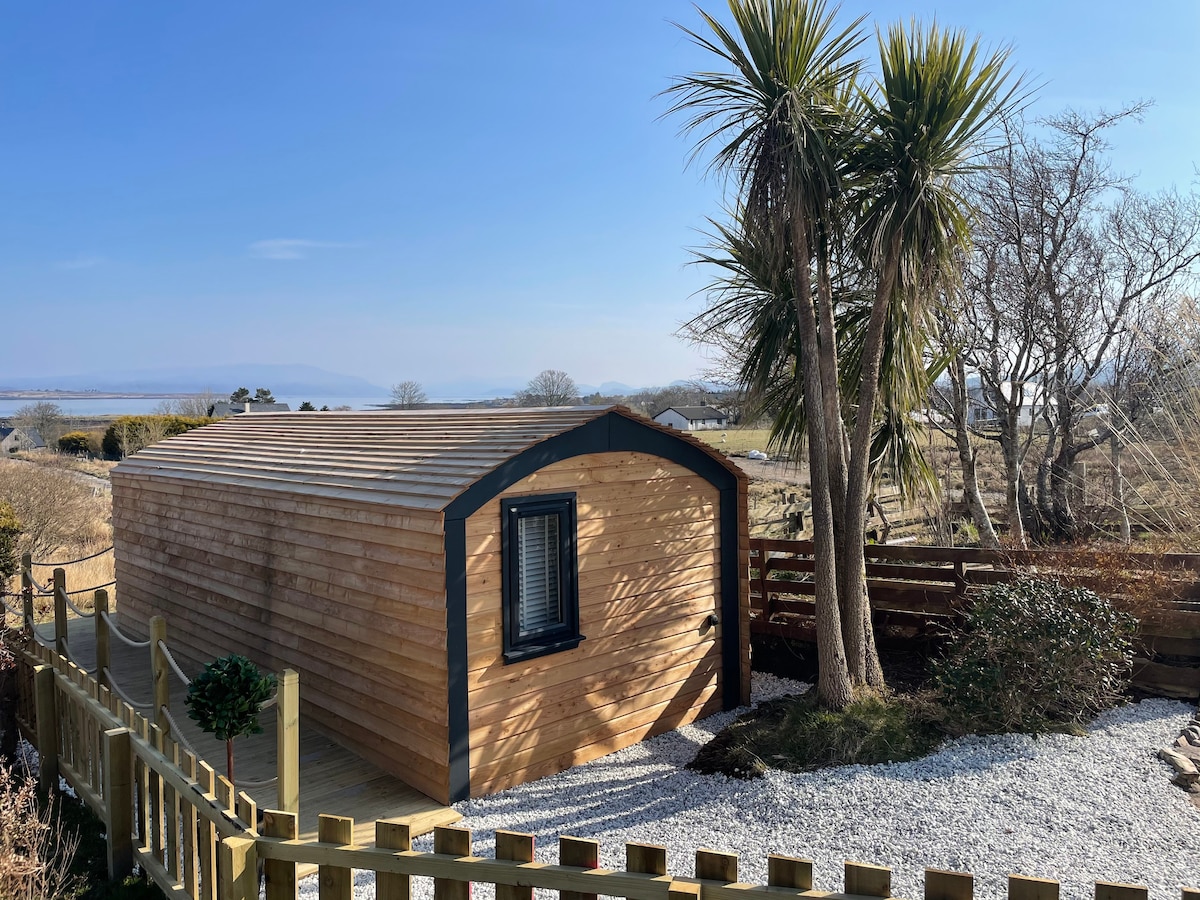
111,406,750,803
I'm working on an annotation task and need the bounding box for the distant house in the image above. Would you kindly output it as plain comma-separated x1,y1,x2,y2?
0,426,46,453
967,382,1056,428
208,401,293,417
652,406,729,431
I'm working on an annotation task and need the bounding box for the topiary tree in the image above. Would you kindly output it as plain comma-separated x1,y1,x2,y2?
185,655,276,785
934,577,1136,735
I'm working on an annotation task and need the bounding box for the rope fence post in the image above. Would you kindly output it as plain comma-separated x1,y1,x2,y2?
277,668,299,816
150,616,169,736
95,590,111,692
53,568,67,655
21,552,33,634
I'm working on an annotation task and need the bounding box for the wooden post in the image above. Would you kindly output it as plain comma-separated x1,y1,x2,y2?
845,861,892,897
20,552,33,633
318,814,354,900
181,751,200,899
197,761,218,898
926,869,974,900
434,825,473,900
150,616,169,735
34,665,59,794
626,843,667,877
695,848,737,883
102,728,134,880
768,855,813,891
1009,875,1060,900
1095,885,1148,900
52,568,67,655
262,809,299,900
376,818,413,900
276,668,299,816
561,835,600,900
94,590,110,691
218,835,258,900
1182,889,1200,900
496,831,534,900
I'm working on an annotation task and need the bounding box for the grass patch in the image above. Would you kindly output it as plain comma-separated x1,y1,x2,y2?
690,428,774,456
689,690,943,778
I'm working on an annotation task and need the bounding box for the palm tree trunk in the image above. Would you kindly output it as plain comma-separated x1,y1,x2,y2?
814,243,859,681
842,237,902,690
792,226,853,709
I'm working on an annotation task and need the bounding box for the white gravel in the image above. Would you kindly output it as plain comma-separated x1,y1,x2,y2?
298,674,1200,900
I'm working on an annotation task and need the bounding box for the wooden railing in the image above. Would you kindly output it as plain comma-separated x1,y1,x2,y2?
749,538,1200,698
6,563,1199,899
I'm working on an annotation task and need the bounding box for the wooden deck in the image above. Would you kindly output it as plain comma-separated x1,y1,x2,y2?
46,614,461,848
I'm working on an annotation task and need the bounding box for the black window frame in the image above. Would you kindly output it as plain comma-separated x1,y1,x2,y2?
500,492,583,663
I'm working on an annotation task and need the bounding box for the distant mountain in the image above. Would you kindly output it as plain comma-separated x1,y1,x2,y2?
0,364,390,397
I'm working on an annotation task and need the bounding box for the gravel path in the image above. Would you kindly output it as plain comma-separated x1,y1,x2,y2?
299,675,1200,900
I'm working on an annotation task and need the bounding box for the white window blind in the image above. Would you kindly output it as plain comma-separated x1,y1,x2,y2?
517,513,561,634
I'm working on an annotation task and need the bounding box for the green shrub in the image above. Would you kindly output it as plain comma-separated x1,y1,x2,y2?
690,690,943,777
57,432,92,456
934,577,1136,734
101,416,213,459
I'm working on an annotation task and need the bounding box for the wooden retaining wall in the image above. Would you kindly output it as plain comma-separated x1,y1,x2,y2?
749,538,1200,699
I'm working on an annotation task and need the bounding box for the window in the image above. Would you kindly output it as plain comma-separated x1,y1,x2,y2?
501,493,582,663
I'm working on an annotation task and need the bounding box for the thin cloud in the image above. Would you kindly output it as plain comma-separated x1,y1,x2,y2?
248,239,354,260
56,254,106,270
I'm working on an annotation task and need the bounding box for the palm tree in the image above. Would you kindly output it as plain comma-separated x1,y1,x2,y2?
669,2,1022,707
838,23,1022,684
667,0,866,707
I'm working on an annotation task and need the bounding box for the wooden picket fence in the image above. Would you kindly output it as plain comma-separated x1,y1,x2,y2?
749,538,1200,699
5,559,1200,899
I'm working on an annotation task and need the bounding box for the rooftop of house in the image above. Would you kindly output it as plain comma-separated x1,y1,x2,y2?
112,405,744,513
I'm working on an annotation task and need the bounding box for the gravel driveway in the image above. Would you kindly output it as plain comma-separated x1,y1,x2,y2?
300,675,1200,900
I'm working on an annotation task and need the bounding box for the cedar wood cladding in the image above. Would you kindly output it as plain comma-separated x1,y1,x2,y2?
111,406,749,804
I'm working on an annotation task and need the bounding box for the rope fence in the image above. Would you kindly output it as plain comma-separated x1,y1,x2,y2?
157,640,192,686
61,639,98,676
101,610,151,648
159,706,200,757
29,545,114,567
60,589,97,619
22,567,49,594
62,580,116,596
0,593,23,617
103,666,154,712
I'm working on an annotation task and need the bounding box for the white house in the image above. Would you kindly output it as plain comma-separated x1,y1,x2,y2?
652,406,729,431
967,381,1056,428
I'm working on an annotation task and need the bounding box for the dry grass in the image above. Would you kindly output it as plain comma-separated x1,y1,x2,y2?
691,428,775,456
0,764,80,899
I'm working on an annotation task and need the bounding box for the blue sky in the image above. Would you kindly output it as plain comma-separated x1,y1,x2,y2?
2,1,1196,392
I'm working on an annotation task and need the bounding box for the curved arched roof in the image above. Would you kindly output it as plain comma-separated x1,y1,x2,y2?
113,406,744,513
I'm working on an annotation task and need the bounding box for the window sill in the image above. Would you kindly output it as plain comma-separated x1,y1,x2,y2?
503,634,585,665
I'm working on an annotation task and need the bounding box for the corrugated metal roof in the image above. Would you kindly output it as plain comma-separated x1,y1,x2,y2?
112,406,740,512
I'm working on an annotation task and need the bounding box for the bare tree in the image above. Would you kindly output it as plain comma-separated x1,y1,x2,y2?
152,390,220,418
516,370,580,407
390,380,428,409
12,402,67,445
0,460,109,559
954,106,1200,542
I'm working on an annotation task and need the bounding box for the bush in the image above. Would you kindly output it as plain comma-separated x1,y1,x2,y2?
0,764,80,899
57,432,93,456
934,577,1136,734
0,501,18,583
689,690,943,777
101,416,213,459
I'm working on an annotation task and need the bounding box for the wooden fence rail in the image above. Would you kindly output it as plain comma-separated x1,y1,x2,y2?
6,560,1200,899
748,538,1200,699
